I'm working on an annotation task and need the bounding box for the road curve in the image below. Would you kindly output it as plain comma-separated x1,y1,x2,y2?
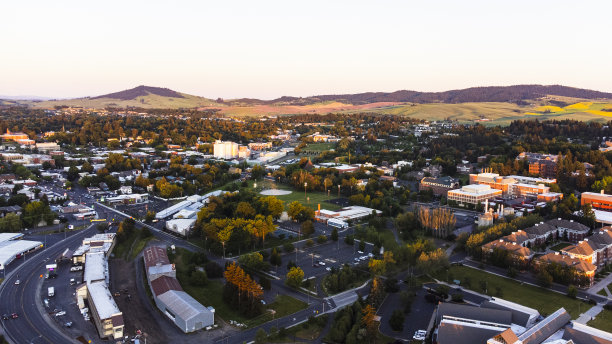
0,225,97,344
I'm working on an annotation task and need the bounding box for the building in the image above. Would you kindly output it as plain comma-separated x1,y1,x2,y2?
534,252,596,286
447,184,503,206
143,246,214,333
517,152,560,178
419,176,460,196
165,218,196,236
469,172,554,198
35,142,60,152
547,218,590,243
0,234,43,269
581,191,612,211
315,205,382,224
248,142,272,151
480,298,540,329
482,240,533,269
75,233,123,340
213,140,239,159
82,281,124,340
238,145,250,159
0,129,29,142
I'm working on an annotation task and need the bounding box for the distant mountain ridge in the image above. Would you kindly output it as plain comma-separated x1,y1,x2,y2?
264,85,612,105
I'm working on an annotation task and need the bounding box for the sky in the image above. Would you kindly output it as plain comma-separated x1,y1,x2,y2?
1,0,611,99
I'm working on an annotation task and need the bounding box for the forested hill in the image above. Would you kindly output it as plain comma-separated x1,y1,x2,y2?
283,85,612,105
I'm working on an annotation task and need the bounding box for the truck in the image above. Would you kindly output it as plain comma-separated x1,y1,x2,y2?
48,287,55,297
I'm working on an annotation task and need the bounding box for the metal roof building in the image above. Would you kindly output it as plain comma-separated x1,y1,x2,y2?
0,239,43,269
156,290,214,333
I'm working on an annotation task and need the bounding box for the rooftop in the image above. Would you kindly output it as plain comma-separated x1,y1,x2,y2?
87,281,121,320
157,290,213,321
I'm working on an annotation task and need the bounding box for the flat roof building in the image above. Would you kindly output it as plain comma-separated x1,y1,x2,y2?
448,184,503,206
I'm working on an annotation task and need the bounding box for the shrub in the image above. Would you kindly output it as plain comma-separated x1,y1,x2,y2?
317,235,328,244
452,293,464,302
283,242,294,253
305,239,314,247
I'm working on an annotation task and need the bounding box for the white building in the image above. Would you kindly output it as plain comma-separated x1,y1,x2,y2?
448,184,503,206
213,140,239,160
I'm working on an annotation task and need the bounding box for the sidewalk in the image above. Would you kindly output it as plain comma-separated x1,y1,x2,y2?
575,303,605,324
587,272,612,295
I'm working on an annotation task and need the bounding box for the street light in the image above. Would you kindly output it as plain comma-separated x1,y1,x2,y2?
337,185,340,199
304,182,307,199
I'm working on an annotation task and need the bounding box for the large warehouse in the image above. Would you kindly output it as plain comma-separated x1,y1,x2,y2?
143,246,214,332
0,233,43,269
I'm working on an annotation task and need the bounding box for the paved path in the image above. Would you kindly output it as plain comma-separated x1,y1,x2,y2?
575,303,605,324
605,286,612,297
587,271,612,295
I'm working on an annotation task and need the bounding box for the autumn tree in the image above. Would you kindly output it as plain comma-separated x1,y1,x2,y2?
286,266,304,289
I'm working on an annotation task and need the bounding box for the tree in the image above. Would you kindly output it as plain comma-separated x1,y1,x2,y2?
417,249,449,275
236,202,256,219
301,220,314,236
0,213,21,232
270,248,282,267
145,210,156,222
255,328,267,344
286,267,304,288
368,259,386,276
361,304,378,341
239,252,266,271
389,309,405,331
567,285,577,299
537,269,553,288
218,226,232,258
331,228,338,241
258,196,284,220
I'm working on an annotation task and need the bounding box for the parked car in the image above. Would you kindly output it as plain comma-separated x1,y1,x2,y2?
11,313,18,319
413,330,426,341
14,280,20,285
55,311,66,317
2,314,9,320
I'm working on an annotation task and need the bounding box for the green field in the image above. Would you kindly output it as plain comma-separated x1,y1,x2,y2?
303,142,335,152
435,266,589,318
588,308,612,332
250,179,342,210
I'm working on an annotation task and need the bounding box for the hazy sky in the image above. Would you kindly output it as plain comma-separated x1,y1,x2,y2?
1,0,611,99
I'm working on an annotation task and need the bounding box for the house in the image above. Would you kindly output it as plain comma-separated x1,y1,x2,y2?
523,222,558,246
561,241,596,265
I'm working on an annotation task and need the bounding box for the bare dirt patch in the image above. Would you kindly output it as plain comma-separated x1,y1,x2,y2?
109,258,169,344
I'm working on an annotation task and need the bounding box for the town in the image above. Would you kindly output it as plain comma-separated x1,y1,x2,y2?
0,108,611,344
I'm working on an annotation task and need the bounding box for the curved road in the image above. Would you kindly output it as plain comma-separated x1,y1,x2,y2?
0,225,97,344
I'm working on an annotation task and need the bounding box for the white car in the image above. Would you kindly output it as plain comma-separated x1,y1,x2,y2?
357,250,364,254
14,280,20,285
318,261,326,266
55,311,66,317
325,267,332,272
413,330,426,340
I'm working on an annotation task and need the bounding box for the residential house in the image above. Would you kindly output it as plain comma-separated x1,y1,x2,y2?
534,252,596,286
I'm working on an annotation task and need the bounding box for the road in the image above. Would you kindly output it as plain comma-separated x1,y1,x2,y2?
0,224,98,344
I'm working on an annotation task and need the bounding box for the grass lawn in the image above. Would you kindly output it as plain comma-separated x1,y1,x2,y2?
588,308,612,332
550,242,572,251
113,232,138,259
303,142,335,152
435,266,589,318
596,281,612,297
249,179,341,210
246,294,308,327
128,235,155,260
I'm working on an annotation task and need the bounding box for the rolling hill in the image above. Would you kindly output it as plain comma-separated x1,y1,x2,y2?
8,84,612,124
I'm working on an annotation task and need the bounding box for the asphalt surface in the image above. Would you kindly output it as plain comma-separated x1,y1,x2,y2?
0,224,98,344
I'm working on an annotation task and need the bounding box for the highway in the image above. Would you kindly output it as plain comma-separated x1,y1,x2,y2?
0,224,98,344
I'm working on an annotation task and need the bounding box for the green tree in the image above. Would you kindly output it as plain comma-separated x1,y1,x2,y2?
331,228,338,241
190,270,208,287
567,285,577,299
0,213,21,232
255,328,267,344
301,220,314,236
